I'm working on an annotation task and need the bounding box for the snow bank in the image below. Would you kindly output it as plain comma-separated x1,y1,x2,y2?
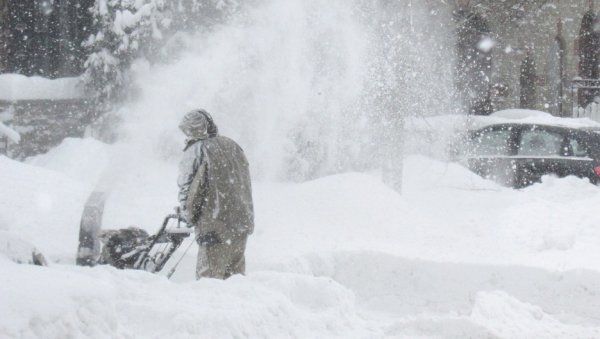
0,231,39,264
316,252,600,323
0,74,83,101
4,142,600,336
251,156,600,274
0,156,91,260
471,291,600,338
0,259,375,338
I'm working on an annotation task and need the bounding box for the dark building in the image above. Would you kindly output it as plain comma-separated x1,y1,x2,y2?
0,0,8,73
1,0,94,78
454,5,493,115
0,0,97,159
449,0,594,117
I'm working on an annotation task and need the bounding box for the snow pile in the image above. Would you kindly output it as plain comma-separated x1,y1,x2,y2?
0,260,375,338
0,231,38,264
309,252,600,337
0,74,83,100
499,175,600,254
471,291,599,338
4,144,600,337
0,156,92,260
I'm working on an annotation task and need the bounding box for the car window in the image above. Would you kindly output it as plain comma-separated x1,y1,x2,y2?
518,129,564,156
471,128,512,156
568,137,589,158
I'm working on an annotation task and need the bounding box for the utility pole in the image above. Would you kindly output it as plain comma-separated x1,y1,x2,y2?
555,18,566,116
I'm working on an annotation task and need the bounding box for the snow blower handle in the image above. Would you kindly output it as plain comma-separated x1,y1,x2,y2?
174,206,193,228
165,207,196,279
172,205,198,245
175,206,182,228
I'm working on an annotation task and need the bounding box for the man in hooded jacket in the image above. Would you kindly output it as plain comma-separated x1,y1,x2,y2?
178,109,254,279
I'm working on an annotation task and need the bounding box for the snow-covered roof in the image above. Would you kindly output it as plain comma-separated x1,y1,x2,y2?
0,74,84,101
468,109,600,130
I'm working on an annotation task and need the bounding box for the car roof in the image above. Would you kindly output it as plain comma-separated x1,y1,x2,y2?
467,109,600,132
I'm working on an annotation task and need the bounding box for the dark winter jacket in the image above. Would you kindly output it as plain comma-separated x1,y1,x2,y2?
178,123,254,238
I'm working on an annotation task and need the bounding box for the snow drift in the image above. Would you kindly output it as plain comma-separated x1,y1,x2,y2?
4,146,600,337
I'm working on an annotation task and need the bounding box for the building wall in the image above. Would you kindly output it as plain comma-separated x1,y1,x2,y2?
0,0,98,159
0,0,7,73
0,98,98,158
456,1,590,116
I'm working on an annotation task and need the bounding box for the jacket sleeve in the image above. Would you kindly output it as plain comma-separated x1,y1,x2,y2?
177,142,203,213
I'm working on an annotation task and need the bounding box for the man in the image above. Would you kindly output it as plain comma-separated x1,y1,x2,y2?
177,109,254,279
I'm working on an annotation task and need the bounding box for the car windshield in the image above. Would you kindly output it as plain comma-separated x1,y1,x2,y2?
518,129,564,156
471,128,512,156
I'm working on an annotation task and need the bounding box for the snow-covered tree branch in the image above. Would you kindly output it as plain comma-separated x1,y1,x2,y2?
82,0,169,103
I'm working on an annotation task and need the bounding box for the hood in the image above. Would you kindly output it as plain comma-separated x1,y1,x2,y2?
179,109,219,141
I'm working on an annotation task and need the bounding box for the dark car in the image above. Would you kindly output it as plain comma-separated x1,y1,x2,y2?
455,122,600,188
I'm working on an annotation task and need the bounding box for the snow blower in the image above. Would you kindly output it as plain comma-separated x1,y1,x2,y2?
76,191,194,275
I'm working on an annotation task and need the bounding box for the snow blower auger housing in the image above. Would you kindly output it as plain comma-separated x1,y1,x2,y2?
76,191,193,274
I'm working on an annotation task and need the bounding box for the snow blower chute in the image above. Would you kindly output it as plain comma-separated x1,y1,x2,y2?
76,191,193,275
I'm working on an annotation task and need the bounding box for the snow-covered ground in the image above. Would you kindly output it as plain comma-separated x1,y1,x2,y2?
2,132,600,338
